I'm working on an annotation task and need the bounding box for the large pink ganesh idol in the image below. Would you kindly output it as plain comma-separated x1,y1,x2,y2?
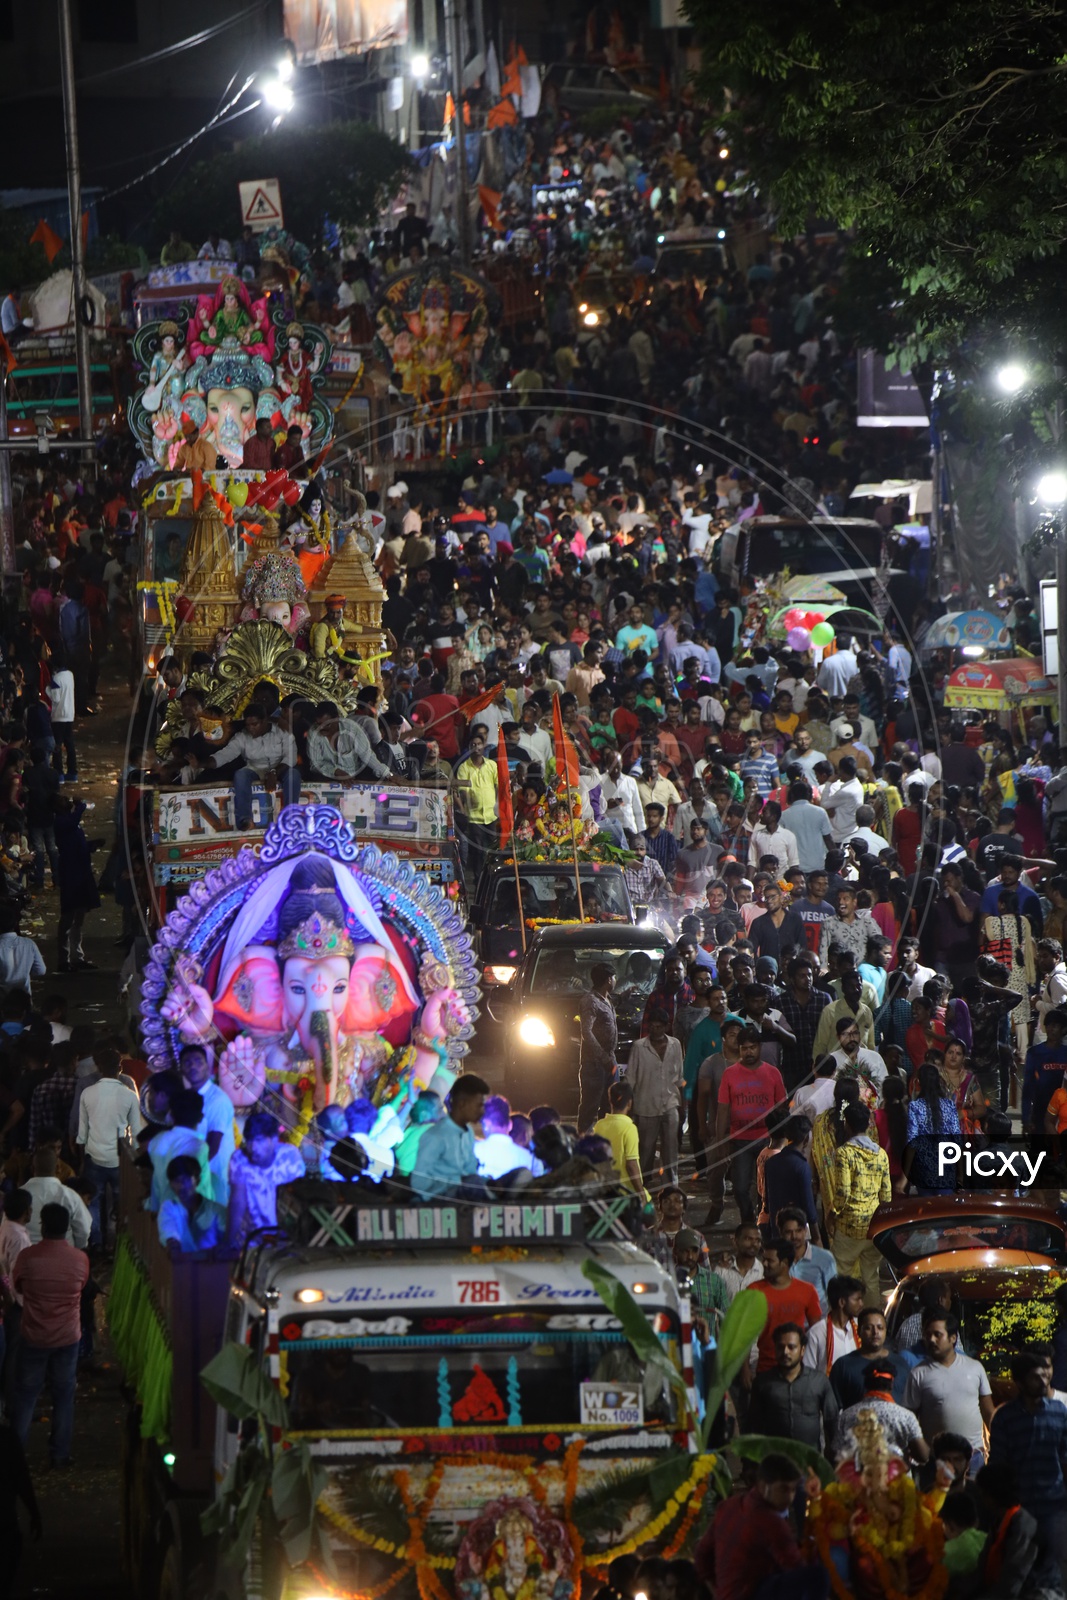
161,858,420,1115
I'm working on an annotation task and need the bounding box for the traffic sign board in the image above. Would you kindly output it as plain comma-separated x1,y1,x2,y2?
238,179,284,232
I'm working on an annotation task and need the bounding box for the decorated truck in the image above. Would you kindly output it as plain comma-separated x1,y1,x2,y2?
129,488,462,908
111,806,707,1600
150,778,460,909
112,1171,703,1600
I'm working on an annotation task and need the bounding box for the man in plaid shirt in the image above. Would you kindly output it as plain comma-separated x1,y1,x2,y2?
674,1227,729,1334
27,1043,78,1153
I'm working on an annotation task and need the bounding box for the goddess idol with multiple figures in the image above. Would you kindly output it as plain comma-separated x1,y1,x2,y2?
145,807,478,1162
128,290,334,470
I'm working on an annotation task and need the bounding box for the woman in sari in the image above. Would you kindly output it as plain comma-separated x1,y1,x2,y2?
980,888,1035,1053
938,1036,986,1135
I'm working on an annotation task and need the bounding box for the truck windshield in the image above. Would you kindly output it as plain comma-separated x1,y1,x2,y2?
283,1310,680,1432
488,873,630,925
527,944,663,997
742,522,883,578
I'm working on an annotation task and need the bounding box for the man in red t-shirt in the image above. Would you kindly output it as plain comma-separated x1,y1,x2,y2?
716,1027,786,1222
410,688,463,761
748,1236,823,1375
11,1203,89,1467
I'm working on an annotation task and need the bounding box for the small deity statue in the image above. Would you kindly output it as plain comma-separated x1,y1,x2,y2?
274,322,320,414
143,322,188,413
238,549,311,638
196,276,270,359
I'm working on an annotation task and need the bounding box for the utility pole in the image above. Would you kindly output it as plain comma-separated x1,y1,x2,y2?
444,0,471,264
58,0,95,455
0,368,14,578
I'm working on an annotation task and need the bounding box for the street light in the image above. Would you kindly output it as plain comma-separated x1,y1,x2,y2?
276,53,295,82
996,363,1028,394
1037,471,1067,505
411,51,430,80
261,75,295,113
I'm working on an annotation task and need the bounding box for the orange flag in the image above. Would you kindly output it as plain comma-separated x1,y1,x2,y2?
29,218,64,264
552,695,580,789
478,185,504,230
460,680,506,722
496,727,514,847
487,99,518,130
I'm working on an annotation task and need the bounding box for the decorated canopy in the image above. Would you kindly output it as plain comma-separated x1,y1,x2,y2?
943,656,1056,709
920,610,1012,653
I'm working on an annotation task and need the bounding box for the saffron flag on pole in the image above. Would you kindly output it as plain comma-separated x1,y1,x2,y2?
29,218,64,264
552,695,580,789
496,727,513,847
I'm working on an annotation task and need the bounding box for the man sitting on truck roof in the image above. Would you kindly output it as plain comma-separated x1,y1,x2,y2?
411,1072,503,1201
475,1095,538,1181
227,1112,306,1245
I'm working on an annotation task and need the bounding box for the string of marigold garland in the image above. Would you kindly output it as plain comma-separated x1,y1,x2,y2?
659,1476,712,1560
318,1446,709,1590
583,1455,718,1567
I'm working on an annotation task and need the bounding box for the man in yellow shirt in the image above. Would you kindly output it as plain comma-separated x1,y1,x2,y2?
593,1080,646,1196
454,727,498,879
830,1101,891,1303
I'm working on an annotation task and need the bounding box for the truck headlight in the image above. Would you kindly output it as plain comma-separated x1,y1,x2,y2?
518,1015,555,1048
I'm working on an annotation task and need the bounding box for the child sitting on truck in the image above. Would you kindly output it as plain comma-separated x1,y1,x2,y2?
158,1154,226,1253
145,1088,212,1213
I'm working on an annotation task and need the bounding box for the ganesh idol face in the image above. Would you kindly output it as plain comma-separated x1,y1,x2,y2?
423,303,447,340
206,385,255,464
283,953,351,1038
261,600,292,627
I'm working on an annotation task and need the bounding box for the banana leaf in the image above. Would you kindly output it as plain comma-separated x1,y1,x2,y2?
201,1341,288,1429
581,1257,690,1411
200,1444,271,1569
272,1441,328,1567
729,1434,834,1487
700,1290,768,1451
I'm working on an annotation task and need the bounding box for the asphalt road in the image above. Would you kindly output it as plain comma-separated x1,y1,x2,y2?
15,673,134,1598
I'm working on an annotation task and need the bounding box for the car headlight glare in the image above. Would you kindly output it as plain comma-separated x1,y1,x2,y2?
484,964,517,986
517,1015,555,1048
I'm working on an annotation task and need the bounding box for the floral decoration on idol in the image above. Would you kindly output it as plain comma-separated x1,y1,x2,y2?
141,806,478,1162
808,1411,947,1600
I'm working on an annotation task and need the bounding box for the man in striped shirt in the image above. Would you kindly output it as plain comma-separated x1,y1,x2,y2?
739,730,781,798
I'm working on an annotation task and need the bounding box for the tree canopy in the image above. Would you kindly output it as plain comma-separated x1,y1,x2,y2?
687,0,1067,364
155,120,410,254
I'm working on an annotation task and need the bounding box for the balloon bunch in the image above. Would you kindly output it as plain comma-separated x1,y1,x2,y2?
226,470,303,514
783,608,836,653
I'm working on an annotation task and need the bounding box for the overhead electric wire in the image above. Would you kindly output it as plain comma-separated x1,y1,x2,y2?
98,79,259,202
6,0,275,103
